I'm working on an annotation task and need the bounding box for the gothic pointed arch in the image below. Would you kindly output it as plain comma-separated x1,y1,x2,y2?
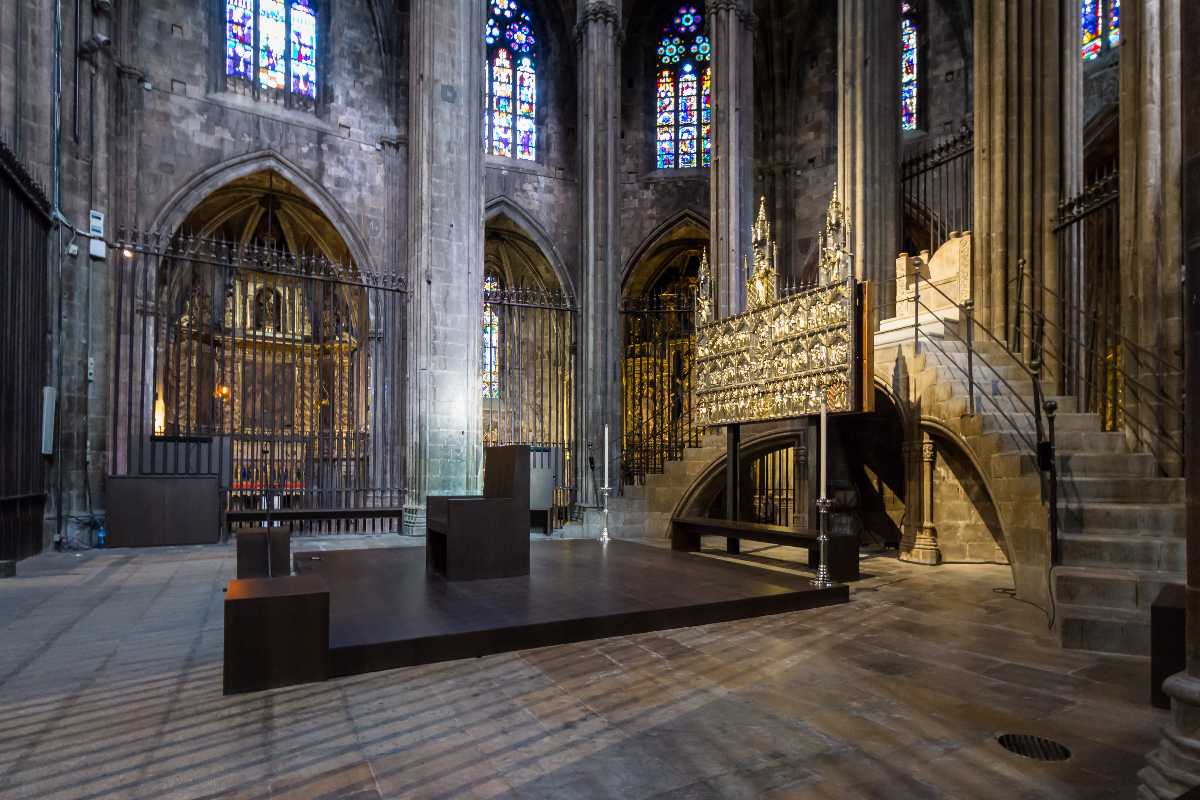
484,196,575,297
149,150,376,276
621,208,710,300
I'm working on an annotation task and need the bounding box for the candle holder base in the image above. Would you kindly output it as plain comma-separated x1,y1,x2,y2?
599,486,611,545
812,497,834,589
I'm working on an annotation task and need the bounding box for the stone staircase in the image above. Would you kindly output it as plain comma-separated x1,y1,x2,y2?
904,332,1184,657
598,432,729,542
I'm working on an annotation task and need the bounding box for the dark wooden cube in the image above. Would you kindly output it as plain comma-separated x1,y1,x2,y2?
223,574,329,695
236,526,293,578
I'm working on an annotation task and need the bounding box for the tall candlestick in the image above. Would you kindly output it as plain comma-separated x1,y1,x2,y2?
603,424,609,488
820,395,827,501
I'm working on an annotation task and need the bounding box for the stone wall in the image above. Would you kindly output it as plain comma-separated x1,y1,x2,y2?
909,0,973,145
10,0,409,545
484,0,579,295
931,439,1008,563
618,0,712,273
753,0,838,285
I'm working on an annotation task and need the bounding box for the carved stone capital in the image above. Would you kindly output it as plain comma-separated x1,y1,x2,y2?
577,2,619,29
708,0,757,29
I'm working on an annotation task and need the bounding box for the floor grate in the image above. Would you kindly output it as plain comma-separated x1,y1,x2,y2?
997,733,1072,762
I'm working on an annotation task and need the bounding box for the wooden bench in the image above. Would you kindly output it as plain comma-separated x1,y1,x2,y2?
225,506,406,537
671,516,860,582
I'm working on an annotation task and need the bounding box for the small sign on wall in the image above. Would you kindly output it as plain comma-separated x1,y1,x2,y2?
88,210,106,259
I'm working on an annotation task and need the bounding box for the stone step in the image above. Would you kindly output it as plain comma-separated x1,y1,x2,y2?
1058,501,1185,534
1058,477,1184,504
992,450,1157,478
1054,566,1184,613
1058,605,1151,657
1060,533,1186,572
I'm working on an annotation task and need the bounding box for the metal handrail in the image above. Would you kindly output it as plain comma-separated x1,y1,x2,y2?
909,268,1045,440
913,320,1038,455
1013,295,1184,417
1012,263,1179,377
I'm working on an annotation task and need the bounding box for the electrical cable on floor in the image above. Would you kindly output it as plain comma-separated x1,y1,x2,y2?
993,585,1053,628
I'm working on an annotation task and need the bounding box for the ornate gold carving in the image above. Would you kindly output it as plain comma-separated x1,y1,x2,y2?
745,197,779,312
818,183,852,287
696,248,713,325
696,277,868,426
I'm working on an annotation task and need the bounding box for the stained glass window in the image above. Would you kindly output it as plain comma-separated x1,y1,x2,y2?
226,0,254,81
290,0,317,99
485,0,537,161
1108,0,1120,50
1081,0,1103,59
1081,0,1119,61
482,274,501,399
656,5,712,169
225,0,318,100
900,3,918,131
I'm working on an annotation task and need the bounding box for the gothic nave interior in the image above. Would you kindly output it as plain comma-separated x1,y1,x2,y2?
0,0,1197,798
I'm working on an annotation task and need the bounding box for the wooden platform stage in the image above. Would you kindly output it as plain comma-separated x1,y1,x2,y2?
293,539,849,679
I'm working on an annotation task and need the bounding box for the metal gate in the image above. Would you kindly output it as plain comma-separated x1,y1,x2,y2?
901,130,974,259
482,284,577,514
0,141,51,561
620,290,702,485
108,232,408,534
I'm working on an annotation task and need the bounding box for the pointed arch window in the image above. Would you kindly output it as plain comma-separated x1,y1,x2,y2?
485,0,538,161
225,0,318,100
1081,0,1120,60
482,273,502,399
900,2,919,131
656,5,712,169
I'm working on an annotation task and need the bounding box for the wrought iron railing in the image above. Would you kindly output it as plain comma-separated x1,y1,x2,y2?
482,284,577,516
901,130,974,262
620,291,702,485
1033,171,1186,468
0,138,51,561
109,232,409,535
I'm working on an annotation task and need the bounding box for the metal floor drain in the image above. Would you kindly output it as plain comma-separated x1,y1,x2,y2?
997,733,1071,762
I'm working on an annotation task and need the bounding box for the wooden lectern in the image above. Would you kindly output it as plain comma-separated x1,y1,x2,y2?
426,445,531,580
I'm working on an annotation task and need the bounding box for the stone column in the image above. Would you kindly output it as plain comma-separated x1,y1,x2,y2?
972,1,1066,356
791,433,809,530
837,0,899,326
916,433,942,564
1119,0,1184,475
1139,2,1198,795
403,0,486,533
576,0,621,507
709,0,754,318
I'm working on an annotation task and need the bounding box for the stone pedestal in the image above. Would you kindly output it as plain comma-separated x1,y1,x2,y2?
1140,673,1200,798
900,435,941,565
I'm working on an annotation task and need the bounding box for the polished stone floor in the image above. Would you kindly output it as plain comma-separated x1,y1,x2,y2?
0,536,1164,799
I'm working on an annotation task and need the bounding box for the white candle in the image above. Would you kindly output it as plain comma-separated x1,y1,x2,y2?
820,396,827,501
604,424,610,488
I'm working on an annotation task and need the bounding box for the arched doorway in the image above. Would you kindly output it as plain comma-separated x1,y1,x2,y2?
111,171,408,531
481,212,576,515
620,215,708,484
